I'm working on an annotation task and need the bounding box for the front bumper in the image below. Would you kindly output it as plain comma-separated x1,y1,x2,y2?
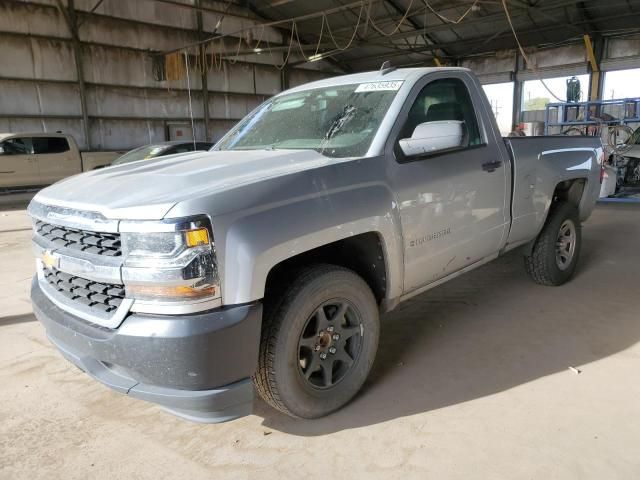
31,278,262,423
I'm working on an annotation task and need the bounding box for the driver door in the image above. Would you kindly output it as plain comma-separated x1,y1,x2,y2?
33,136,77,185
387,73,509,293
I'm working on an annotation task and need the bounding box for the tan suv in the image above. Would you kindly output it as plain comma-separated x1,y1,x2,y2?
0,133,120,191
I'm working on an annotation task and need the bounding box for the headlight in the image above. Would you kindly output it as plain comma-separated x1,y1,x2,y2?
120,216,220,308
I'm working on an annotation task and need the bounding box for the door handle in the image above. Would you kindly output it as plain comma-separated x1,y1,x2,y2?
482,161,502,172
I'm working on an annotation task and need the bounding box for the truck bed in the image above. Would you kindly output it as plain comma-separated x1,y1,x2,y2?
504,135,603,248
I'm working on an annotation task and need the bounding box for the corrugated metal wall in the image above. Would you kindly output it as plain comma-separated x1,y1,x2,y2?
0,0,337,150
462,36,640,85
3,0,640,151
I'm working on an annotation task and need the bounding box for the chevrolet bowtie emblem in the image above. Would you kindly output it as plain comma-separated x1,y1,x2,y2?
41,250,59,270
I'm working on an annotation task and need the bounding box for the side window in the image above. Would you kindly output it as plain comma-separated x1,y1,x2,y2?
33,137,70,155
166,146,191,155
196,143,211,150
398,78,482,155
0,137,33,155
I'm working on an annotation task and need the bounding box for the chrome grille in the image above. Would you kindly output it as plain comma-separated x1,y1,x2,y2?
43,268,125,314
35,220,122,257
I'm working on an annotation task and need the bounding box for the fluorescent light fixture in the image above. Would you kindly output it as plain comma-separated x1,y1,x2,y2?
253,48,262,53
308,53,323,62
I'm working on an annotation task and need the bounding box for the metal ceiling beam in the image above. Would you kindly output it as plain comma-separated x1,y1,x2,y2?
343,0,590,48
213,3,637,63
152,0,254,20
340,10,640,65
162,0,388,55
326,0,485,36
508,0,583,36
577,0,597,35
244,0,351,72
76,0,104,27
383,0,451,59
321,0,583,41
464,0,582,56
160,0,584,63
421,0,466,45
273,0,589,60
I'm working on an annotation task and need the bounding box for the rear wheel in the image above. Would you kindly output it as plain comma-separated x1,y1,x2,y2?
253,264,379,418
524,202,581,286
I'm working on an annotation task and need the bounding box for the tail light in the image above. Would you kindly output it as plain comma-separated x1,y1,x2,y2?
600,164,605,184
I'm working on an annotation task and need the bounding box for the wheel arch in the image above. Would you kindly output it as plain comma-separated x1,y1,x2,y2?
523,178,588,255
214,184,404,307
264,232,390,310
553,177,587,208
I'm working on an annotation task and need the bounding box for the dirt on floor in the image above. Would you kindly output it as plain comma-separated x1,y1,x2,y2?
1,204,639,480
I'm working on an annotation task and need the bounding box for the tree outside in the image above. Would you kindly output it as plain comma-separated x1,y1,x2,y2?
524,97,551,111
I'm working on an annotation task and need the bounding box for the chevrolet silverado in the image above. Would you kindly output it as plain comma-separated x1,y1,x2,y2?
29,67,603,423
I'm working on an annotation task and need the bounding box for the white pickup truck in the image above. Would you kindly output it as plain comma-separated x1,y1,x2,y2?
0,132,120,192
28,67,603,423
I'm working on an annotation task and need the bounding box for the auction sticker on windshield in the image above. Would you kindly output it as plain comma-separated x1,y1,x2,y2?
355,81,404,92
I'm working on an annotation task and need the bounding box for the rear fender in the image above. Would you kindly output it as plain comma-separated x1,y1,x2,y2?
509,144,601,250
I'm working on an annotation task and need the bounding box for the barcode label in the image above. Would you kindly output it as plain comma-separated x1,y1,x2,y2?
355,81,404,92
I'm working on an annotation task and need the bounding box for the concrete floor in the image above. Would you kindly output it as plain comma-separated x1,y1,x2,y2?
1,204,639,479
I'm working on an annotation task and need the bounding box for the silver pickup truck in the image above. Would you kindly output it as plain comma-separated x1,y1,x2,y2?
28,67,603,423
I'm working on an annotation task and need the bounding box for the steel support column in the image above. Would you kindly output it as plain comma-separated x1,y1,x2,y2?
512,53,524,132
584,34,603,101
196,0,210,141
58,0,91,149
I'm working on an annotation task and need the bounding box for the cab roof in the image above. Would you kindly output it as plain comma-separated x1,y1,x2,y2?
283,67,471,96
0,132,70,141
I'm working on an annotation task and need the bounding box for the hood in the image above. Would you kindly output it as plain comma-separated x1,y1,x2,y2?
32,149,339,220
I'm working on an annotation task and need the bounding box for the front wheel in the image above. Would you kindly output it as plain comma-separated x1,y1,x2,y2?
524,202,582,286
253,264,379,419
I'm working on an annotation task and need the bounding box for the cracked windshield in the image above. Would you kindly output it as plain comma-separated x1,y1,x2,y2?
216,82,402,158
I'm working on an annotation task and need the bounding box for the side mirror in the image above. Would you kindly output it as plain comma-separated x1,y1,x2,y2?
399,120,465,157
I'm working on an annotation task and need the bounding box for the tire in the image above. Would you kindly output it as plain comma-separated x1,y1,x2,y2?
253,264,379,419
524,201,582,286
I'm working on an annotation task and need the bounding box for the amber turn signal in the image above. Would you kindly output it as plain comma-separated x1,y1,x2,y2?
185,228,210,247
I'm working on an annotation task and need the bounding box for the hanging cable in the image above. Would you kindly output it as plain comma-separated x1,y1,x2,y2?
501,0,565,102
211,0,235,35
227,35,245,64
213,39,223,71
162,0,372,56
324,2,365,51
423,0,479,24
183,50,197,149
252,23,267,51
165,0,420,69
368,0,415,37
293,20,311,58
264,20,297,70
280,21,297,68
170,0,492,72
312,15,325,58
